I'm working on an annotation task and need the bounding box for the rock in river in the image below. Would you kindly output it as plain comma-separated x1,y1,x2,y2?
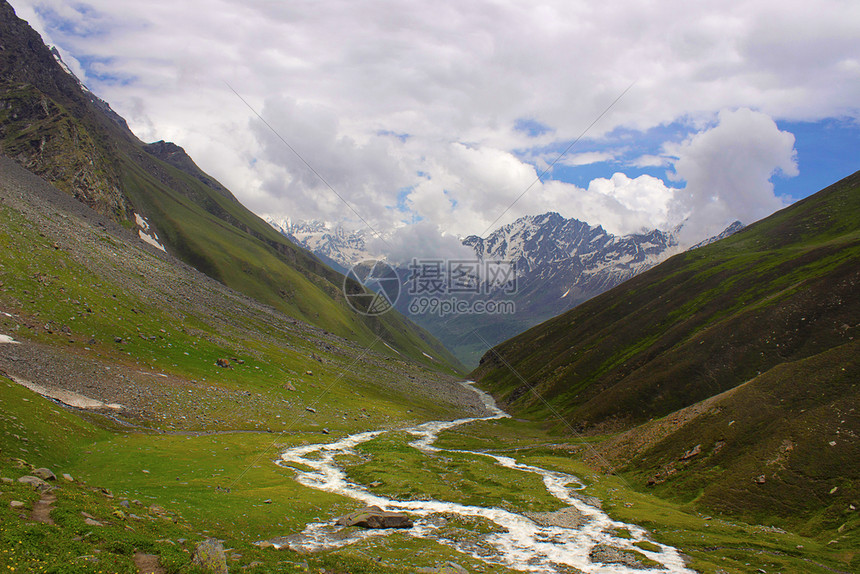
335,505,413,529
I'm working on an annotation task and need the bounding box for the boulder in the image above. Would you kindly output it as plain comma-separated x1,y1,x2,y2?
32,468,56,481
335,506,413,529
191,538,229,574
17,475,52,492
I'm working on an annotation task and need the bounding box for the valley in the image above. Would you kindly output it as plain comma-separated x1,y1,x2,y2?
1,151,854,573
0,2,857,572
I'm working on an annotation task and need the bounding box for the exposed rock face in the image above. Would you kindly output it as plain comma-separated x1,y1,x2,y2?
335,506,414,529
679,444,702,461
0,2,132,222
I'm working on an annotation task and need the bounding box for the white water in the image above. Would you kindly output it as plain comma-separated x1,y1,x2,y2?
273,382,694,573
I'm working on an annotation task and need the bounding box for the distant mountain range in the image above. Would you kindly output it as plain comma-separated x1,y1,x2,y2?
268,212,742,365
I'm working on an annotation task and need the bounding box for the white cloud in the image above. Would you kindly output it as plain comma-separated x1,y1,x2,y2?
668,108,797,244
630,154,671,168
369,220,474,266
587,173,676,230
557,151,615,167
8,0,853,250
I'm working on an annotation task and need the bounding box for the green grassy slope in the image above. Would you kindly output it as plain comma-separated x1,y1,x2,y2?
473,171,859,426
471,171,859,537
0,152,489,572
0,151,854,571
0,0,463,373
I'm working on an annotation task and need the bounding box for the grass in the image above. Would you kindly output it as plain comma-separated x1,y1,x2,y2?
3,365,856,573
345,431,565,513
469,171,860,547
0,168,517,572
434,416,859,574
0,382,525,573
0,200,466,435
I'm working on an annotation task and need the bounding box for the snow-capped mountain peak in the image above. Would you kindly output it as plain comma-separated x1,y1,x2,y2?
266,216,376,271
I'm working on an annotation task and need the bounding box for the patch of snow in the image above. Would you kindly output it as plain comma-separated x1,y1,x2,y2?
50,46,91,94
139,230,166,252
382,341,400,355
134,213,166,252
0,334,20,344
134,212,149,231
421,352,434,360
561,288,570,298
9,374,123,410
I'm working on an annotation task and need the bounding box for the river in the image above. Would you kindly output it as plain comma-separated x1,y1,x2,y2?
270,382,695,573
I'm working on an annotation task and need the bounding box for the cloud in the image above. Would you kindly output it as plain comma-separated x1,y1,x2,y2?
630,154,671,168
587,173,676,230
247,96,415,231
668,108,797,243
10,0,852,248
369,220,474,265
557,151,615,167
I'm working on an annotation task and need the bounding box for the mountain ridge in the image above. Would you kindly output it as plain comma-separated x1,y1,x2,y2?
0,0,463,372
270,212,747,366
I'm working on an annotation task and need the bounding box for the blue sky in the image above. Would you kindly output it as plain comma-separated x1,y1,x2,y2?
529,116,859,204
12,0,860,248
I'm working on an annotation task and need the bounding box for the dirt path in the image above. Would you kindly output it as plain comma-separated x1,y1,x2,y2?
133,553,166,574
30,492,56,525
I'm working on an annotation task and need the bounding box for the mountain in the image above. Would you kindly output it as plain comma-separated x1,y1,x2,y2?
0,0,462,372
690,219,744,249
0,141,490,574
266,217,374,274
462,212,681,309
268,212,689,366
423,213,684,366
471,171,859,534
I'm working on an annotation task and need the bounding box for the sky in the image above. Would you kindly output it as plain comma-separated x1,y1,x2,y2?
10,0,860,250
